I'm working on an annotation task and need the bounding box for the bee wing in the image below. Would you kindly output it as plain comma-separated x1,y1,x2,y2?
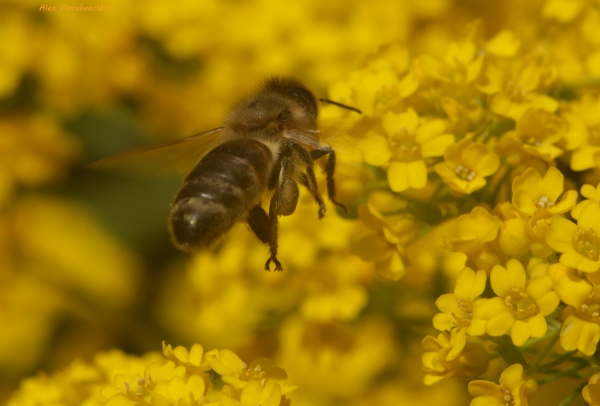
88,127,225,175
287,127,354,155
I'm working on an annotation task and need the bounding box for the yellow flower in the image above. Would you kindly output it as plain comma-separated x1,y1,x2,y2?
489,57,558,120
572,182,600,220
506,109,565,161
206,350,295,395
422,330,489,385
474,259,559,345
276,317,396,400
511,167,577,216
162,342,210,373
152,375,207,406
220,380,282,406
499,211,532,259
485,30,521,58
357,109,454,192
442,207,502,271
583,373,600,406
418,35,484,86
0,114,78,205
468,364,537,406
102,360,186,403
299,254,370,322
562,95,600,171
435,138,500,194
550,265,600,355
546,203,600,272
433,267,487,355
352,203,418,280
525,209,555,258
543,0,584,22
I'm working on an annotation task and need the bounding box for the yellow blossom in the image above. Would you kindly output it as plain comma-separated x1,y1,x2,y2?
433,267,487,355
442,207,502,271
499,211,532,259
417,34,484,86
220,380,282,406
352,203,418,280
152,375,208,406
489,57,558,120
584,373,600,406
474,259,559,345
542,0,584,22
562,95,600,171
162,342,211,374
435,138,500,194
468,364,537,406
506,109,565,161
422,330,489,385
511,167,577,216
525,209,554,258
572,182,600,220
546,203,600,272
356,109,454,192
206,350,295,395
549,265,600,355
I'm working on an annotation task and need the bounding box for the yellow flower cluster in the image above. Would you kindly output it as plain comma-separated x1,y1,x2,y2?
8,0,600,405
7,342,294,406
312,1,600,405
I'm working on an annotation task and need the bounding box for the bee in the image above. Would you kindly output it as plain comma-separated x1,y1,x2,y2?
91,77,361,271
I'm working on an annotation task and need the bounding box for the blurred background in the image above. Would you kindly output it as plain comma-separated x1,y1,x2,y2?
0,0,553,404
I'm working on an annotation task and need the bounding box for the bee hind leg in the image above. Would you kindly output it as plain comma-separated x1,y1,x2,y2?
263,144,298,272
309,147,348,213
247,205,270,244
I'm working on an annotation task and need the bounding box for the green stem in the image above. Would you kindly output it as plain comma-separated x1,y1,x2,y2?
529,329,560,374
557,381,587,406
473,120,492,143
588,355,600,373
431,182,446,200
520,330,559,348
538,362,588,385
538,351,577,372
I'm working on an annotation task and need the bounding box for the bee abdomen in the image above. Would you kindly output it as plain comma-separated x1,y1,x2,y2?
169,139,272,251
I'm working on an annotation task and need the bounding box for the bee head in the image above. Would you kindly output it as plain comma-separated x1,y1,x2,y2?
225,77,318,137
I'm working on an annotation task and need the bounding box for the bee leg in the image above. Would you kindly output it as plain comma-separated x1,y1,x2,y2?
309,147,347,213
264,144,296,272
289,142,326,219
247,205,270,244
265,193,283,271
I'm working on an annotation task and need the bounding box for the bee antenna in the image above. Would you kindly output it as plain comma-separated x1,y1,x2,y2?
318,98,362,114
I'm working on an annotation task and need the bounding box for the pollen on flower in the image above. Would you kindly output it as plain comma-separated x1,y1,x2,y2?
579,298,600,321
504,289,539,320
390,134,421,162
535,196,554,209
576,228,600,261
454,165,476,181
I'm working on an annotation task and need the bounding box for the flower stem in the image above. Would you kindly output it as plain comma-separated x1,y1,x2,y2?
538,351,577,372
587,355,600,373
557,381,587,406
537,362,587,385
529,329,560,374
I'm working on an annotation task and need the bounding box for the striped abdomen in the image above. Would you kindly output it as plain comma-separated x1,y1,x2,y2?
169,139,272,251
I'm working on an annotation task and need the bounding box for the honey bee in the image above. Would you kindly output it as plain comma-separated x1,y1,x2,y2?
91,77,360,271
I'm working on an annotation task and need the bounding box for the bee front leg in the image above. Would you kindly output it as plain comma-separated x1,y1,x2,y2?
289,142,326,218
309,147,347,213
